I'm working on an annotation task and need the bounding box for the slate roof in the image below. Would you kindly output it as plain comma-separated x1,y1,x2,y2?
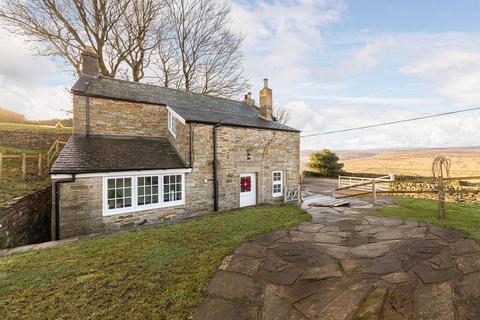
50,135,187,174
71,75,299,132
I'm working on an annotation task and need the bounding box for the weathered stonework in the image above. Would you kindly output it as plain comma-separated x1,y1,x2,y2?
54,94,300,239
0,130,71,149
0,187,52,249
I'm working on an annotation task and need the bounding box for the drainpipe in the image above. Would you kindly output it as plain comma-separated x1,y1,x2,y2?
189,123,193,166
54,174,76,240
212,122,223,212
85,96,91,137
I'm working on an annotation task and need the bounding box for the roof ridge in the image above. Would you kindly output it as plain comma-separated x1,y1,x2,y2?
97,76,252,107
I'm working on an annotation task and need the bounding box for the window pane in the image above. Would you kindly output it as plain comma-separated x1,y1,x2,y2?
108,179,115,189
125,198,132,207
138,177,144,186
116,199,124,208
145,186,151,195
153,176,158,185
108,200,115,209
176,192,182,201
116,189,123,198
117,179,123,188
125,178,131,187
139,187,144,196
146,177,151,185
164,175,169,184
145,196,151,205
152,195,158,203
108,189,115,199
138,197,144,205
152,186,158,194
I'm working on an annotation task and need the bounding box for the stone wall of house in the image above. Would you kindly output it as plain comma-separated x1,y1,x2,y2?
54,123,300,239
0,131,71,149
390,180,480,204
0,186,52,249
73,95,188,163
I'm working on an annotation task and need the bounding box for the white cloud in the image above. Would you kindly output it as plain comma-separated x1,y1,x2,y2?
350,35,395,71
0,30,72,119
230,0,346,88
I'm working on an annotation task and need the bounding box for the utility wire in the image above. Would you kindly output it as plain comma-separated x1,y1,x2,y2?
301,106,480,138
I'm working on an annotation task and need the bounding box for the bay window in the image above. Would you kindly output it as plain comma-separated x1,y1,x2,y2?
103,172,185,216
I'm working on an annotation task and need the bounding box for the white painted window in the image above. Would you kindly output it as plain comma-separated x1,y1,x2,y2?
272,171,283,197
168,110,176,137
103,172,185,216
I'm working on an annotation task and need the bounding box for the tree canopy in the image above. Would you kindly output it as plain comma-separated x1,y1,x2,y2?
308,149,344,177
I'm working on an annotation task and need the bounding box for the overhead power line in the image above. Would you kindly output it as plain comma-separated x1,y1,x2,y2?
301,106,480,138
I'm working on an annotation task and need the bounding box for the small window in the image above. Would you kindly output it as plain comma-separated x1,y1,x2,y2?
107,177,132,210
163,174,183,203
272,171,283,197
168,111,176,137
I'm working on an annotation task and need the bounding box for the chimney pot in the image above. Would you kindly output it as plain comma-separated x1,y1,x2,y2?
81,46,100,77
263,78,269,88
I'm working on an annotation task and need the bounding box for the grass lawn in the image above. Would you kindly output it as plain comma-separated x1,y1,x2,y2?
0,205,309,319
0,122,72,134
0,146,51,204
372,197,480,242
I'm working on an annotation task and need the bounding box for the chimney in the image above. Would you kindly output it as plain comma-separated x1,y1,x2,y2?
244,92,256,107
259,78,273,121
81,46,100,77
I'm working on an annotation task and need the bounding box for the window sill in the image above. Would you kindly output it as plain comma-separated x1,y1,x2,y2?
102,201,185,217
272,193,283,198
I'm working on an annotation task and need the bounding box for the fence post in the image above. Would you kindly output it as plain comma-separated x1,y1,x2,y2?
38,153,42,176
372,180,377,205
0,153,2,179
21,153,26,180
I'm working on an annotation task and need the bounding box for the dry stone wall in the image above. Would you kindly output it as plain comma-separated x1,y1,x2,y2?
0,186,52,249
390,180,479,204
0,131,71,149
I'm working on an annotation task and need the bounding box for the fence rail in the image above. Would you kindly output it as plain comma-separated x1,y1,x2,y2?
0,140,66,180
338,174,395,192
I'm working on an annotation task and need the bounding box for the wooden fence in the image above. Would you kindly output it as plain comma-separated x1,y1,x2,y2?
0,140,66,180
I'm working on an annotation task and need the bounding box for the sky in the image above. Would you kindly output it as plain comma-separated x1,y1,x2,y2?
1,0,480,150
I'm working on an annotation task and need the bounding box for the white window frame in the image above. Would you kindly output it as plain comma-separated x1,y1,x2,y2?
168,110,176,137
102,172,185,216
272,171,283,197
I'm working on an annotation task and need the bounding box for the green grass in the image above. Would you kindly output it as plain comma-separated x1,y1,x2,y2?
0,146,51,204
0,205,309,319
372,197,480,242
0,122,72,134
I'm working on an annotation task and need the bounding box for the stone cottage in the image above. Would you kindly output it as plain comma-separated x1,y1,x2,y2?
50,48,300,240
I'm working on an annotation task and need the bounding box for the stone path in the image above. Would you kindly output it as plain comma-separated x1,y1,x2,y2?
195,196,480,320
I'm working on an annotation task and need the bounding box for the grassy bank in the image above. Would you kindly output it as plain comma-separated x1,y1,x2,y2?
0,205,309,319
0,146,50,204
0,122,72,134
372,198,480,242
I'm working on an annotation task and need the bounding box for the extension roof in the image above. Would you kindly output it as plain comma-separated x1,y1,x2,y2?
50,135,187,174
71,75,299,132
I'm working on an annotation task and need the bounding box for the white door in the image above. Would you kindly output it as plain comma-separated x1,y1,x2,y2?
240,173,256,207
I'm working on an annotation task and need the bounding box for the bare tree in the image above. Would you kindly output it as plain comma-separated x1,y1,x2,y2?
155,0,249,97
273,106,290,125
0,0,249,96
0,0,159,81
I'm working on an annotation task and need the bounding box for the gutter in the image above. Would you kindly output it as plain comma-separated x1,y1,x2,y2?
54,175,76,240
212,122,223,212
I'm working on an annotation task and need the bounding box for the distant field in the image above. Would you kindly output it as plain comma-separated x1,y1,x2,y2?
302,147,480,177
0,122,72,134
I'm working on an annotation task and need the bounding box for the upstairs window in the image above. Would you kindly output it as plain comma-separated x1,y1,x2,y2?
168,110,176,137
272,171,283,197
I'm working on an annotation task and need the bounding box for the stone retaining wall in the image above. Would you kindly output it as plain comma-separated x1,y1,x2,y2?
390,180,479,204
0,131,71,149
0,186,52,249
